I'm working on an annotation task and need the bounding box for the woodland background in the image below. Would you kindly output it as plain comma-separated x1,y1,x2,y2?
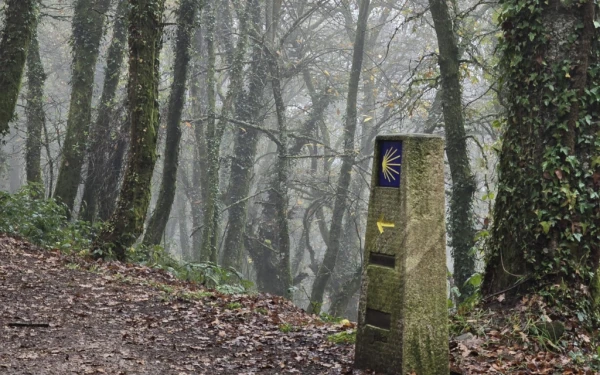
0,0,509,319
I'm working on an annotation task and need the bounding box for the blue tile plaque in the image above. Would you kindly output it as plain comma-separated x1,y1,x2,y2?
378,141,402,188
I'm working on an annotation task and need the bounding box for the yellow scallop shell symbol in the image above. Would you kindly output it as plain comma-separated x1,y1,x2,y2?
381,147,401,182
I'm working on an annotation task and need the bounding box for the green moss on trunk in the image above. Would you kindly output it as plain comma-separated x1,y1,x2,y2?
428,0,476,299
0,0,39,137
81,0,129,222
143,0,198,246
94,0,166,260
25,29,46,188
54,0,112,214
221,2,267,270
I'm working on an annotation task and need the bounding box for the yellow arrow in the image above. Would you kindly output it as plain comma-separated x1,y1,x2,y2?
377,214,395,234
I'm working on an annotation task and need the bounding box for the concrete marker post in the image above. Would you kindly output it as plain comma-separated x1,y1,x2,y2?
354,134,449,375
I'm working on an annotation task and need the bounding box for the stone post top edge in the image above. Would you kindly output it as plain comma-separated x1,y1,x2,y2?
375,133,444,141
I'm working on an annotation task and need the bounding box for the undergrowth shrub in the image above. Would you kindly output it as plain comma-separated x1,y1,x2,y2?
128,244,253,294
0,186,252,295
0,185,101,252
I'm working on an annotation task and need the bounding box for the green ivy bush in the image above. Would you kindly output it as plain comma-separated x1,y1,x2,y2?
128,243,253,294
0,186,253,295
0,185,101,252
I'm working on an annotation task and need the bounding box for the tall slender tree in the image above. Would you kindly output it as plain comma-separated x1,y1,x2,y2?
53,0,112,214
221,0,267,271
199,0,218,262
308,0,372,314
189,23,208,260
143,0,199,245
81,0,129,222
0,0,39,138
429,0,476,297
25,26,46,189
200,0,251,262
95,0,166,260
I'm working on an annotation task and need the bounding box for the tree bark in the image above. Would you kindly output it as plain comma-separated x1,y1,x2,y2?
25,27,46,189
428,0,476,298
221,0,267,271
189,23,208,261
0,0,38,138
97,118,129,221
200,0,251,262
94,0,166,261
267,48,292,297
81,0,129,222
143,0,198,245
482,0,600,309
53,0,112,215
307,0,371,314
199,0,218,262
177,191,191,259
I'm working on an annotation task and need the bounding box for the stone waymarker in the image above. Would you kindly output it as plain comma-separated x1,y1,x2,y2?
354,134,448,375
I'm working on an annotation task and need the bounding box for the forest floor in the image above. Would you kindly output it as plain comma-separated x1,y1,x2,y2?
0,234,598,374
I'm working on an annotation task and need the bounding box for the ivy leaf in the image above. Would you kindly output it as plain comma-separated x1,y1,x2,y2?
594,20,600,28
540,221,551,234
465,273,482,288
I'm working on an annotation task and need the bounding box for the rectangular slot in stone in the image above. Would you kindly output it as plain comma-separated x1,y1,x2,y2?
365,309,391,330
369,252,395,268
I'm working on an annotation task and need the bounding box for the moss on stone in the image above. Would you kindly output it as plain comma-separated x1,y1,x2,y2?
355,135,448,375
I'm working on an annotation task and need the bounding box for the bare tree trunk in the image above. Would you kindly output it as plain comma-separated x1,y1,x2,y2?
177,190,191,259
98,115,129,221
267,49,292,296
308,0,371,314
0,0,38,138
189,23,208,261
221,0,267,270
143,0,198,245
53,0,112,215
25,27,46,190
81,0,129,222
94,0,166,261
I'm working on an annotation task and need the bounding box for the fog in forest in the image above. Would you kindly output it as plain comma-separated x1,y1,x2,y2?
0,0,499,319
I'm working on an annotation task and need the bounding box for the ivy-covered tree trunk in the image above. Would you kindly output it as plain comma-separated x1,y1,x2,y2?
482,0,600,310
428,0,476,298
307,0,371,314
81,0,129,222
221,0,267,271
0,0,38,138
200,0,251,262
267,49,292,297
94,0,166,261
143,0,198,246
199,1,219,262
25,28,46,188
54,0,112,214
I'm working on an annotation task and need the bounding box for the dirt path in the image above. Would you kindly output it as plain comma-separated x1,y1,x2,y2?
0,235,358,375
